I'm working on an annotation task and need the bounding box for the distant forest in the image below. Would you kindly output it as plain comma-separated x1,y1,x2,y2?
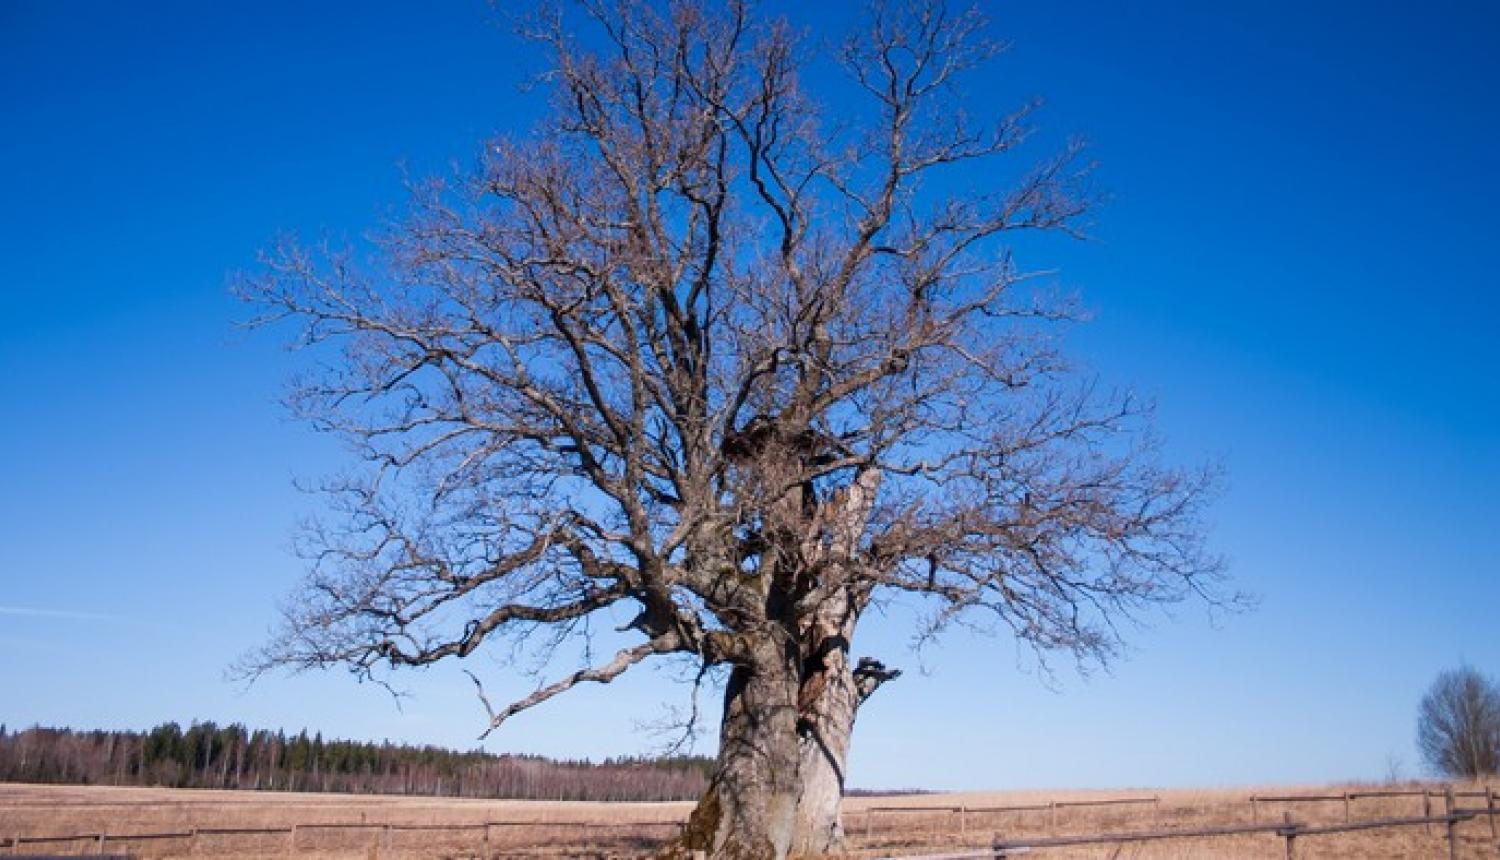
0,722,712,802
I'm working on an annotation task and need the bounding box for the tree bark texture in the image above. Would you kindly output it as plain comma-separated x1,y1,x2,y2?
790,603,862,855
683,642,804,860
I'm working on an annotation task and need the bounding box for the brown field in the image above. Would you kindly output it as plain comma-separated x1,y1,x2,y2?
1,781,1496,858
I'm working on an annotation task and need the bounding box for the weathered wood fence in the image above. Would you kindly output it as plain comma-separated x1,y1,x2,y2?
987,811,1483,859
879,786,1499,860
861,795,1161,839
1250,785,1496,828
1,819,683,857
6,786,1495,857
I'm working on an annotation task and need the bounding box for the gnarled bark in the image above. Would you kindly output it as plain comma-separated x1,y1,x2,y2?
683,643,803,860
789,588,900,855
790,589,861,854
679,608,897,860
791,656,858,854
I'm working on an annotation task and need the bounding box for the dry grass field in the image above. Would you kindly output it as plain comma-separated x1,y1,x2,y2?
1,781,1497,858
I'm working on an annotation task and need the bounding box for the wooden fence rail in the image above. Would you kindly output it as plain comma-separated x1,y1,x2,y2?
3,819,686,857
4,787,1492,857
1249,786,1498,828
863,796,1161,838
981,811,1480,859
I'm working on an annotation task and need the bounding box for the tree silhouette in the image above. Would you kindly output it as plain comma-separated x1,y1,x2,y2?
240,2,1230,856
1418,665,1500,779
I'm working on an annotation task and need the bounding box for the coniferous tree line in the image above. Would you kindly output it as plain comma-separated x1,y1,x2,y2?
0,722,711,801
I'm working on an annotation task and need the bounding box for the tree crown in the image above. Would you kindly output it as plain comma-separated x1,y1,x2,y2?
238,0,1230,735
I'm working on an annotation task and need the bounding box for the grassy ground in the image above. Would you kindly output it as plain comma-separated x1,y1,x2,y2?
1,781,1496,857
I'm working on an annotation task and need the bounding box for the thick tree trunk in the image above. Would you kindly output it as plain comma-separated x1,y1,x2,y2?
682,641,803,860
789,590,863,855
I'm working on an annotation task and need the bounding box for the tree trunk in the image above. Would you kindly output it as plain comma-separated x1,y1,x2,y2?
791,654,858,854
790,589,864,855
682,641,803,860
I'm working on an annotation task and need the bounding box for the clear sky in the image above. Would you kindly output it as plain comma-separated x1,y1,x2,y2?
1,0,1496,791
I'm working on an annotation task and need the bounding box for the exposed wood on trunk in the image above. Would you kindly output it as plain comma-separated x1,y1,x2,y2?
791,591,864,855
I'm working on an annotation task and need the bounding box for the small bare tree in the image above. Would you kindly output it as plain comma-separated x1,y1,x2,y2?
1418,665,1500,780
239,2,1230,857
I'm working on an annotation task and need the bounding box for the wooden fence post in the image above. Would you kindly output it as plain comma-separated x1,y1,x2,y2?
1423,790,1432,835
97,833,107,855
1487,788,1497,840
1443,787,1456,860
1282,812,1296,860
1342,791,1351,824
287,824,297,857
958,805,966,836
864,809,873,840
1049,801,1057,831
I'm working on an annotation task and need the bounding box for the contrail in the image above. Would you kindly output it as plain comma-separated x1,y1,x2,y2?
0,605,117,621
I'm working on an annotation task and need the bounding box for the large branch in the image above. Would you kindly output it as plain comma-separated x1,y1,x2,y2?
469,633,682,738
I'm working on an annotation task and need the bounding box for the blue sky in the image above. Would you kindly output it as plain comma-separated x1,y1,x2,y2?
1,0,1496,790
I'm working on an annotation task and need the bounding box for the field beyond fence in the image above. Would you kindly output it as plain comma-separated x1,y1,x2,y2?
1,781,1497,858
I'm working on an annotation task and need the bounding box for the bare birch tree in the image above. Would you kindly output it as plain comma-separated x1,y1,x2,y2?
239,2,1229,857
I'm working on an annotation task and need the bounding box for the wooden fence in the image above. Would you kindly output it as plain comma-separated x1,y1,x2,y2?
1,819,683,857
986,811,1483,859
879,786,1499,860
1250,786,1496,827
861,796,1161,839
5,786,1494,857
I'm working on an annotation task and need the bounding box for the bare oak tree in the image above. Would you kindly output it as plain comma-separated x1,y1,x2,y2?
240,2,1228,857
1418,665,1500,780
